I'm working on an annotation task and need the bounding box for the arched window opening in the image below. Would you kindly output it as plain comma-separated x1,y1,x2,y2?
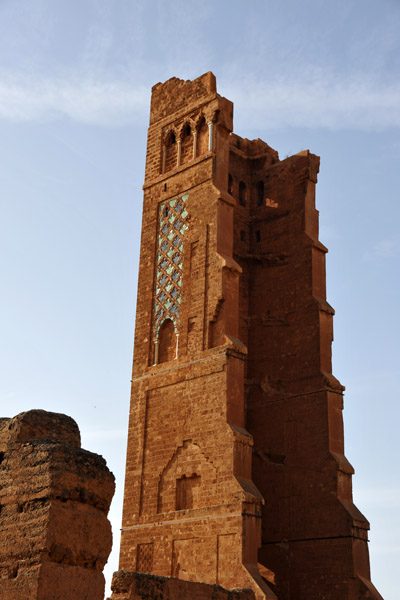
256,180,264,206
158,319,177,364
176,473,201,510
181,123,192,165
239,181,246,206
165,131,177,173
228,174,233,195
197,118,208,156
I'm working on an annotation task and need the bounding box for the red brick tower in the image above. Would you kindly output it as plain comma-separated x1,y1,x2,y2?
118,73,382,600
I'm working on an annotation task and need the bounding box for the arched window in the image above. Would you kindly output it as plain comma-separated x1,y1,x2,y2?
181,123,192,165
197,117,208,156
228,174,233,195
158,319,177,364
165,131,177,173
256,180,264,206
176,473,200,510
239,181,246,206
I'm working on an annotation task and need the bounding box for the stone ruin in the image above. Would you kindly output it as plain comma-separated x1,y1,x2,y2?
0,410,114,600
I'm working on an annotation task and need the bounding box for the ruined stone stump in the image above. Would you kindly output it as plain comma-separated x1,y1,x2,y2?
0,410,115,600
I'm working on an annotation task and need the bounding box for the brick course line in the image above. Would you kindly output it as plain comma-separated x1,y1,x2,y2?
121,511,243,530
131,351,227,383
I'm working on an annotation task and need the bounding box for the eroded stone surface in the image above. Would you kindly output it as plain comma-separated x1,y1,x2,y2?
0,410,115,600
0,409,81,449
109,570,256,600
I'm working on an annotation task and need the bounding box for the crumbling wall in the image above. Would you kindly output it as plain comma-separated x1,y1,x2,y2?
0,409,115,600
109,571,256,600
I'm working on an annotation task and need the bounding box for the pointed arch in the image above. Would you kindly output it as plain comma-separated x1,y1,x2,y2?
228,173,233,195
180,122,192,165
158,318,177,364
239,181,247,206
197,116,208,156
165,130,177,172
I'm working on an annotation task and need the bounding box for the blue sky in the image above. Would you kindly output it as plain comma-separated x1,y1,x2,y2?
0,1,399,597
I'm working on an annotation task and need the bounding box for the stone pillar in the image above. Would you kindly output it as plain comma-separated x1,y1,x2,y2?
208,121,214,151
193,130,198,159
153,339,159,365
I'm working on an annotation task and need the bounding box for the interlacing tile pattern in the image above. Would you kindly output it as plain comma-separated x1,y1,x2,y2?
136,542,154,573
153,193,189,337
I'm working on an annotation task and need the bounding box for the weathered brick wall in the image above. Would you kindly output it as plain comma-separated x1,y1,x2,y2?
119,72,272,600
0,410,115,600
109,571,255,600
117,72,383,600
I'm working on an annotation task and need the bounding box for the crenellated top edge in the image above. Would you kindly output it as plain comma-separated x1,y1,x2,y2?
150,72,217,124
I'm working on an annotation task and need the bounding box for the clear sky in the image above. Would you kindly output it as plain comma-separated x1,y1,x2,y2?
1,1,399,597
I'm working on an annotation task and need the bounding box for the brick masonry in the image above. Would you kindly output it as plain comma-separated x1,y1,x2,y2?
115,73,383,600
109,571,256,600
0,410,115,600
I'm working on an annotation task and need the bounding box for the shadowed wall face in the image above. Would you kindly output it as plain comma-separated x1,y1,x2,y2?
0,410,115,600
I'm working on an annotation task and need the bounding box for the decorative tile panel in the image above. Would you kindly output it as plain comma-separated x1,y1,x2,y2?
153,194,189,338
136,542,154,573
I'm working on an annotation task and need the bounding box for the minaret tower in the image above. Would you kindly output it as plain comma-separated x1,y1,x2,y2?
118,72,273,599
117,73,382,600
